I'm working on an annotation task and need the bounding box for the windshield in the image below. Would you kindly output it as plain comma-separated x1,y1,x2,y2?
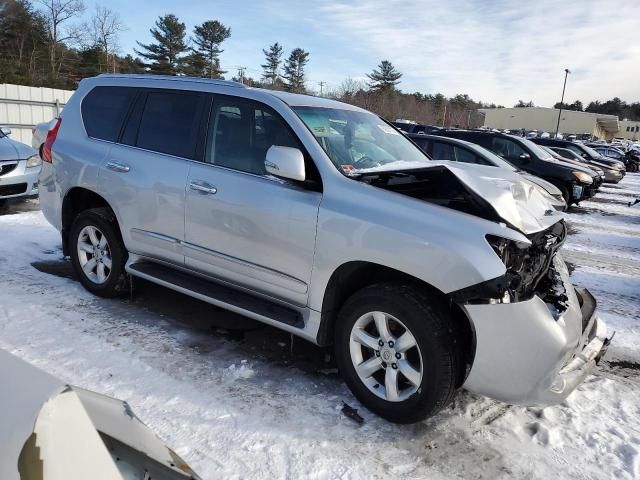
517,137,554,160
579,143,605,159
292,106,430,173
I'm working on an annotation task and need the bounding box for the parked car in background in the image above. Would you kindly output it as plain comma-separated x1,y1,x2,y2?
587,144,639,172
548,146,622,184
0,126,40,203
539,145,604,191
408,133,567,210
38,74,610,423
435,130,598,204
532,138,625,183
392,121,442,135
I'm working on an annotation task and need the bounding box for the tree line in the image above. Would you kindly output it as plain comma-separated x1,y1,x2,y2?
1,0,638,125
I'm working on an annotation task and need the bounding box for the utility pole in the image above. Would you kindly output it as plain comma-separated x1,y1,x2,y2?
442,103,447,127
555,68,571,138
236,66,246,85
318,81,326,96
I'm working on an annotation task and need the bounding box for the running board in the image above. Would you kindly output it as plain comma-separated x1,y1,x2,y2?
126,261,304,328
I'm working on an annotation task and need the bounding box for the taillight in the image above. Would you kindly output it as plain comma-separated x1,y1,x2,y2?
42,118,62,163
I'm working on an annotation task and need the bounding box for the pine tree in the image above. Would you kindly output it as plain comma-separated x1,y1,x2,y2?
283,48,309,93
261,42,283,85
191,20,230,79
134,14,187,74
366,60,402,91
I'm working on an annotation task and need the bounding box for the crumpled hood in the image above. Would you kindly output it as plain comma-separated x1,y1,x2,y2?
358,160,563,235
0,136,37,161
427,161,563,234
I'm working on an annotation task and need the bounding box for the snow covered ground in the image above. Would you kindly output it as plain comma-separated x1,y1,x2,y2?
0,175,639,480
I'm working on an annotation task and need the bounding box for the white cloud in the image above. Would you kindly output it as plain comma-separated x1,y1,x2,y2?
306,0,640,106
102,0,639,106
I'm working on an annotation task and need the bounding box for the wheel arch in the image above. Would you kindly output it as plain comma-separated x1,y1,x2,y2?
61,187,118,256
316,261,475,385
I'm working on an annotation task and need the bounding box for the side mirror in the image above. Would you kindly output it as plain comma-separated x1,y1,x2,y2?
265,146,306,182
0,126,11,136
519,153,531,161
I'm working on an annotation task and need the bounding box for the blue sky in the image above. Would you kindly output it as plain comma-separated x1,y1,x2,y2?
81,0,640,107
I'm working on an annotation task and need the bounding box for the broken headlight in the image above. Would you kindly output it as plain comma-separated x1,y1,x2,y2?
485,234,528,268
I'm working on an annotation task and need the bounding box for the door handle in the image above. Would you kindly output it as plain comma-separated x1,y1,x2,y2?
106,161,130,173
189,181,217,195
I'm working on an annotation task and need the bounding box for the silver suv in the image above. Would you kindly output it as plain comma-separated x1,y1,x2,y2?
39,74,610,423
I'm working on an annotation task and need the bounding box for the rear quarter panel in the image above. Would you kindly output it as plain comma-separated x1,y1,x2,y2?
39,81,112,232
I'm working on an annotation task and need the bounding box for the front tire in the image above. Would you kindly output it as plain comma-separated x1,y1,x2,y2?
69,207,128,298
334,283,460,424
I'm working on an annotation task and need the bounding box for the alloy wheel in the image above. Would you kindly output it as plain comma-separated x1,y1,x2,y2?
76,225,112,284
349,311,423,402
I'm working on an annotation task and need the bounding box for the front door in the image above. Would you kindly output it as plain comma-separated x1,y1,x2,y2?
184,95,322,306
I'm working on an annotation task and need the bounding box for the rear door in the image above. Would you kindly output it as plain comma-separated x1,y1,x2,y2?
183,95,322,306
97,88,207,265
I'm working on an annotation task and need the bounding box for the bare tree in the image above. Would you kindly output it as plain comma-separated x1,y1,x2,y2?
37,0,85,78
90,5,125,72
334,77,367,99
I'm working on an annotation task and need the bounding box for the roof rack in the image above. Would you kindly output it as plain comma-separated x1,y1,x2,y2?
96,73,246,88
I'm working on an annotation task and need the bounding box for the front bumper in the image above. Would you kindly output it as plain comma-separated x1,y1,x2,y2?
461,254,609,405
603,170,624,183
0,160,40,199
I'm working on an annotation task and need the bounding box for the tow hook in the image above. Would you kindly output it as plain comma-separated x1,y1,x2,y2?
595,331,615,365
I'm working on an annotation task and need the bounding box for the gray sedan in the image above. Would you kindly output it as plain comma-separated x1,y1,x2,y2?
0,126,40,201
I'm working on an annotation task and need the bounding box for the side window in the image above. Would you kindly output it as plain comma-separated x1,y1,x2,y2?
491,137,526,162
453,146,489,165
206,97,301,175
409,137,428,152
466,134,492,149
135,91,203,159
431,142,455,160
81,86,136,141
566,144,585,157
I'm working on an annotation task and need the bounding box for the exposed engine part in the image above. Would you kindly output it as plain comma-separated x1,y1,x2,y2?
450,221,568,310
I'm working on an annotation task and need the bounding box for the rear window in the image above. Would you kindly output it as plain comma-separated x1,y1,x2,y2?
81,86,135,141
136,91,203,158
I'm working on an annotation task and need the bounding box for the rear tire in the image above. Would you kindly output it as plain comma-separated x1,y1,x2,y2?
334,282,460,424
69,207,128,298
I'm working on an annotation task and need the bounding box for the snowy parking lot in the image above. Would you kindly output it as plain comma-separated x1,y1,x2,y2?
1,174,639,480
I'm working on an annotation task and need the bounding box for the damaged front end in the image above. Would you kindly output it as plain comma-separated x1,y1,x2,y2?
451,220,569,310
447,220,609,405
354,161,610,405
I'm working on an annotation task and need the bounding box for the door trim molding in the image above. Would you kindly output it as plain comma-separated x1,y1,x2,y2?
129,228,308,294
182,240,308,294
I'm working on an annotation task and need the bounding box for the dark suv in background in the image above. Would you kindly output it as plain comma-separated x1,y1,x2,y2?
435,130,599,204
532,138,625,182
